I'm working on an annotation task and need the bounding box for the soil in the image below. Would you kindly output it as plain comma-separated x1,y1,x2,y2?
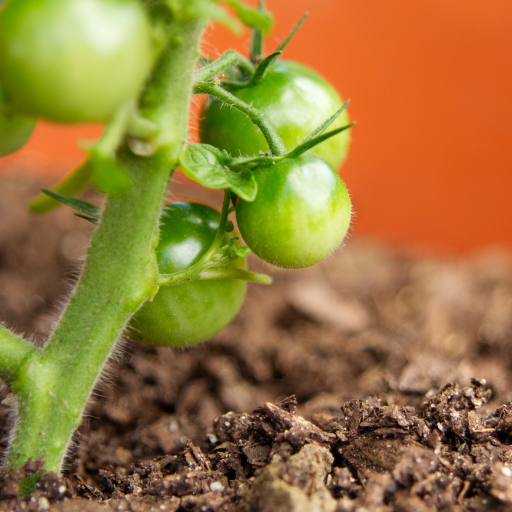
1,174,512,511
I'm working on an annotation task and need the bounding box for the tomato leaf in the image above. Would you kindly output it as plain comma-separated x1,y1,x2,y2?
30,161,92,213
207,4,243,35
180,144,257,201
89,150,131,195
41,189,100,222
221,0,273,34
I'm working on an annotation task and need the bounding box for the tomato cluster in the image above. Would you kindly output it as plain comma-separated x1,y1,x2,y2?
200,59,352,270
0,0,353,345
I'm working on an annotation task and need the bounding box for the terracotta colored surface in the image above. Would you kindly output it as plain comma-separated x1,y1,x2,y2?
1,0,511,253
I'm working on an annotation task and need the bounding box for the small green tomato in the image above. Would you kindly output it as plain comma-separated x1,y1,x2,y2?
200,60,350,170
0,0,153,123
130,202,247,347
236,154,352,269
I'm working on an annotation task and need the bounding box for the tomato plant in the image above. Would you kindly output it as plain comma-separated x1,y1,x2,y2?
0,0,354,483
236,153,352,269
200,60,350,170
0,0,153,123
131,202,247,347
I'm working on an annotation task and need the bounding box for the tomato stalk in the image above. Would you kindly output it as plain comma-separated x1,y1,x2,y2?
194,49,254,82
194,80,286,156
4,17,206,474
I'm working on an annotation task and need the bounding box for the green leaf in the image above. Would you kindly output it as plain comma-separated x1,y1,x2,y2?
18,471,40,497
208,4,243,35
229,237,251,258
222,0,273,34
30,162,92,214
286,123,355,159
248,51,281,85
41,189,100,220
89,150,131,195
74,213,99,224
180,144,257,201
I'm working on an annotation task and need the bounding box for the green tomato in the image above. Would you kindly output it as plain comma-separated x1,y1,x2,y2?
0,88,35,157
130,202,247,347
0,0,153,123
200,60,350,170
236,154,352,269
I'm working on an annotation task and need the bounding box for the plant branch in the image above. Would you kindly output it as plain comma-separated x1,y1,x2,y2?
0,325,35,382
194,81,286,156
194,50,254,82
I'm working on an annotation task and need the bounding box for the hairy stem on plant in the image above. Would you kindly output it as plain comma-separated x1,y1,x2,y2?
194,49,254,82
193,81,286,156
0,326,36,384
6,18,205,474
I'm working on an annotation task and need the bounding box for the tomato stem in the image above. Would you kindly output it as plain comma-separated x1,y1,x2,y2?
194,49,254,82
5,17,206,474
0,326,36,385
194,81,286,156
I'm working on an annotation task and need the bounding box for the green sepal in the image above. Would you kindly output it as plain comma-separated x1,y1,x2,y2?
286,123,355,160
301,100,351,145
248,51,281,85
179,143,257,201
228,154,281,167
30,162,92,214
275,13,308,53
41,189,100,222
222,0,273,34
221,51,280,89
88,149,131,195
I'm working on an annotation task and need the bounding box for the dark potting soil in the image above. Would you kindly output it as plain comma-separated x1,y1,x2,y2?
1,174,512,511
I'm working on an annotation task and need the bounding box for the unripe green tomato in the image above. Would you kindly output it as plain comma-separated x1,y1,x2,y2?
200,60,350,170
130,202,247,347
0,0,153,123
0,92,35,156
236,154,352,269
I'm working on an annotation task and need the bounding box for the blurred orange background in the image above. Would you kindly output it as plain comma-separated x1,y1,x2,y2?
1,0,511,254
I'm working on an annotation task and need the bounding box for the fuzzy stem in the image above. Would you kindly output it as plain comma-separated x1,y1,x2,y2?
194,50,254,82
194,81,286,156
0,326,36,383
7,19,205,474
